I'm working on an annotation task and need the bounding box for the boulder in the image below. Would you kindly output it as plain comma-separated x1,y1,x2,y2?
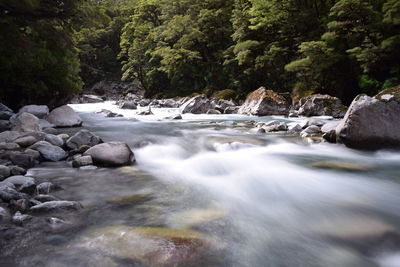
18,105,49,119
0,184,26,202
262,122,288,132
0,120,10,131
10,166,26,176
12,112,41,132
66,129,101,150
0,112,13,121
300,125,321,138
0,142,20,150
14,135,40,147
29,200,82,213
180,95,215,114
72,155,93,168
119,101,137,109
36,182,56,194
7,151,37,169
298,94,347,118
321,121,340,143
46,105,82,127
0,131,23,143
81,95,103,103
287,123,303,133
38,119,55,129
4,176,35,186
29,141,68,162
336,86,400,150
84,142,135,166
45,134,64,147
224,106,239,114
0,165,11,180
238,87,290,116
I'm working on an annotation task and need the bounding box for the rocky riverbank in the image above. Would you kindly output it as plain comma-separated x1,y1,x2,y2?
0,103,134,229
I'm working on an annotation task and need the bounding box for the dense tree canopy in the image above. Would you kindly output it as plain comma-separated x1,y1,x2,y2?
0,0,399,108
0,0,83,109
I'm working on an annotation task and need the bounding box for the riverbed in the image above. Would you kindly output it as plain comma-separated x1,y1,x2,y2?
2,102,400,267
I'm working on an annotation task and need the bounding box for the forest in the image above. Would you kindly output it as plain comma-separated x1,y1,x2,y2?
0,0,399,108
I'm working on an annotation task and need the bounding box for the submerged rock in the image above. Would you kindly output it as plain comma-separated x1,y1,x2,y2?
311,161,376,172
75,226,218,266
29,200,82,213
238,87,290,116
84,142,135,166
46,105,82,127
336,86,400,150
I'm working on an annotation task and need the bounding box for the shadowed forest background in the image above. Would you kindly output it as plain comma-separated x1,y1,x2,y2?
0,0,399,109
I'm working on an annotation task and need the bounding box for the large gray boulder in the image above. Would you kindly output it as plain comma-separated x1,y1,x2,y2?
66,130,101,150
84,142,135,166
336,86,400,150
29,141,68,161
180,96,215,114
238,87,290,116
12,112,41,132
18,105,49,119
298,94,347,118
0,103,13,113
46,105,82,127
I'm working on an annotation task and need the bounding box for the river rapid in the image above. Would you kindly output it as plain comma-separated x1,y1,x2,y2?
2,101,400,267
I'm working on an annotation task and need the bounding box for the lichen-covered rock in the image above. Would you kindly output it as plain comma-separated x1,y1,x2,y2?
336,86,400,150
84,142,135,166
46,105,82,127
238,87,290,116
180,95,215,114
298,94,347,118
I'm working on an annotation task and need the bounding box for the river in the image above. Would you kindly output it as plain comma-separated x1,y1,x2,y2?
2,102,400,267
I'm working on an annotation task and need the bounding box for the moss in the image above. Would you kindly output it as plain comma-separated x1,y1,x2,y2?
375,85,400,100
214,89,237,100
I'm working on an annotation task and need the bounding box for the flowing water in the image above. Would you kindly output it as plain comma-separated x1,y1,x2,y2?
2,102,400,267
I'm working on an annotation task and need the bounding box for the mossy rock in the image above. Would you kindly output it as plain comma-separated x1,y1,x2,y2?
214,89,237,100
374,85,400,101
311,161,376,172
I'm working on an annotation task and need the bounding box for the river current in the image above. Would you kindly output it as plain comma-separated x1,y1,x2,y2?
2,102,400,267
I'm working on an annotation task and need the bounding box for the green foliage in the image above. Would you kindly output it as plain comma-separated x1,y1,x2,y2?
0,0,83,109
1,0,398,107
